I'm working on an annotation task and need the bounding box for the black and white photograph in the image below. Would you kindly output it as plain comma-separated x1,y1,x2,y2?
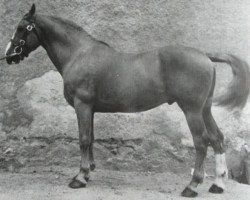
0,0,250,199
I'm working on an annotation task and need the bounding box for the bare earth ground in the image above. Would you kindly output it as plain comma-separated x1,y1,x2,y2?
0,167,250,200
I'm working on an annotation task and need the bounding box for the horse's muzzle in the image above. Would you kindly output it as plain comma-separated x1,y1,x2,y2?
6,54,21,64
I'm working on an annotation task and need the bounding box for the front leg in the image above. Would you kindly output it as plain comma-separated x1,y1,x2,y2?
89,127,96,171
69,98,93,188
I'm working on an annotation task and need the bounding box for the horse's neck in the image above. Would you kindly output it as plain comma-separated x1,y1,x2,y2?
36,15,94,74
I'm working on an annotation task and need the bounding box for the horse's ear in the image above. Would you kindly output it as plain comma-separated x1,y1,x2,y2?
29,3,36,16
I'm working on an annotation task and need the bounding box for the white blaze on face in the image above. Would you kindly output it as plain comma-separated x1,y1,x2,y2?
5,30,17,55
214,153,228,189
5,42,11,55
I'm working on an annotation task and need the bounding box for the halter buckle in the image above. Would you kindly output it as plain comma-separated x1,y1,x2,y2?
20,39,25,46
27,25,33,31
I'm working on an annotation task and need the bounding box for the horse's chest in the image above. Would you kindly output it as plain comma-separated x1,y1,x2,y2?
63,66,97,103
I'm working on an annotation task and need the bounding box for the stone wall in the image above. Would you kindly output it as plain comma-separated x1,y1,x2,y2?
0,0,250,181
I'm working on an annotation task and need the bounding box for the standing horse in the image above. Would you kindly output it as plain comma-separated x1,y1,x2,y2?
5,4,250,197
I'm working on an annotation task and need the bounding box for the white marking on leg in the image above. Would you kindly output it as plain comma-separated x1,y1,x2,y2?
214,153,228,189
191,168,212,178
215,177,225,189
75,173,87,184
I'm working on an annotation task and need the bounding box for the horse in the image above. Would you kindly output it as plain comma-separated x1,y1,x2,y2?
4,4,250,198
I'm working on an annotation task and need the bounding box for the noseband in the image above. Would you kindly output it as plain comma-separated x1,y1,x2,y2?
10,23,36,56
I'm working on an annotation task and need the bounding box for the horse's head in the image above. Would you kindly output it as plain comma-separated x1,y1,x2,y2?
5,4,40,64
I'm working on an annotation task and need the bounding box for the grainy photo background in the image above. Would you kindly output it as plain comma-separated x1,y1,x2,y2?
0,0,250,199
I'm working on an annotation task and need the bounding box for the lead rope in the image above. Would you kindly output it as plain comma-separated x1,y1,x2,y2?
0,53,22,61
0,55,9,60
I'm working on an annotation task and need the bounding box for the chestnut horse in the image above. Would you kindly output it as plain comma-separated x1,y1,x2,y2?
5,4,250,197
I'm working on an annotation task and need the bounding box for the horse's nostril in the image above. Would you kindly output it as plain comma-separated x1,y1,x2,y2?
7,59,12,64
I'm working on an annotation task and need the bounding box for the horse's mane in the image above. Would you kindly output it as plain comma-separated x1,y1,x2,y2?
47,15,110,47
49,15,84,33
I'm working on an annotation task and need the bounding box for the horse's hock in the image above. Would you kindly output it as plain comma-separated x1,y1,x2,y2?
0,0,250,185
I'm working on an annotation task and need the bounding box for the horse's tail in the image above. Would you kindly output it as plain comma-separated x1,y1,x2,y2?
206,53,250,109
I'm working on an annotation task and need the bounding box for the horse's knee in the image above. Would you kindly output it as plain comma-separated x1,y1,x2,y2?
80,136,91,150
195,141,208,153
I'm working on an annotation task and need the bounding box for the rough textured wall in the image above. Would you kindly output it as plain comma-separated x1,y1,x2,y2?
0,0,250,180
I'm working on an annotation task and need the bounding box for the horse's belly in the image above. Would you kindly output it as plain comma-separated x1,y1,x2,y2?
94,87,170,113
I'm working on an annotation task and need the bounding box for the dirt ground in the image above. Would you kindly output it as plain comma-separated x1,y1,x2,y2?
0,167,250,200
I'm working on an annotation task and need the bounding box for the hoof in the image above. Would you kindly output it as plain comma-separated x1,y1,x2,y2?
209,184,224,194
181,187,198,198
68,177,86,189
90,163,96,171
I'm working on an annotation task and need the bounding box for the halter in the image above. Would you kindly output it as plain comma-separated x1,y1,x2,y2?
0,22,37,61
10,23,36,55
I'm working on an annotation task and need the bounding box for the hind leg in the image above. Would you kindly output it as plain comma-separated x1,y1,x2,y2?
203,97,228,193
180,109,209,197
